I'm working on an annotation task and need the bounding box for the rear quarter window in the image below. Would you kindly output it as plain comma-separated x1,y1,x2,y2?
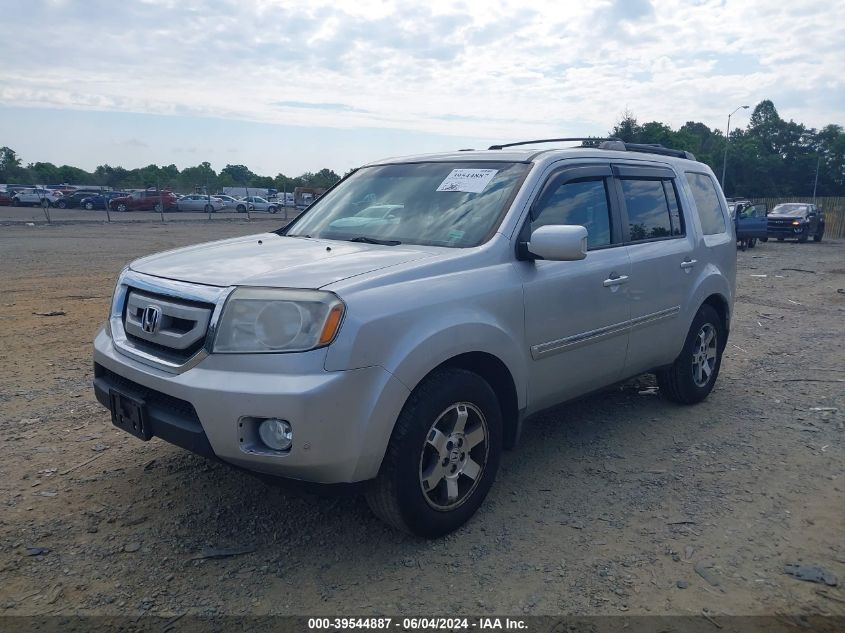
686,172,727,235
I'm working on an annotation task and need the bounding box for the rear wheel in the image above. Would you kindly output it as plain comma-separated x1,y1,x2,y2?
56,199,67,209
747,238,756,248
154,203,164,213
84,202,94,210
366,368,502,537
814,226,824,242
116,203,127,212
236,204,246,213
656,304,724,405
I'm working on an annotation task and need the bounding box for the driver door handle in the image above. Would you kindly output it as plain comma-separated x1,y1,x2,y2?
680,259,697,270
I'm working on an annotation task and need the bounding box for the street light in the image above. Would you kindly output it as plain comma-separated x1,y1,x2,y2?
720,105,750,192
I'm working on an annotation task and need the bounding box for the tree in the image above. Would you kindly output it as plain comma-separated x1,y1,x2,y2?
0,146,24,182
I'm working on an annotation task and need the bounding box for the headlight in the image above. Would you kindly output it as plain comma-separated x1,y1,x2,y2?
213,287,344,353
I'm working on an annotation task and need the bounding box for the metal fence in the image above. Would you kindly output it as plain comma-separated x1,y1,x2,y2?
750,196,845,238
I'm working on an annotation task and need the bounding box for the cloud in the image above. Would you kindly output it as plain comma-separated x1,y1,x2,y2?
0,0,842,147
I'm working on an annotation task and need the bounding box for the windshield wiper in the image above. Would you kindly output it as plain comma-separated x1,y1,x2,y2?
347,236,402,246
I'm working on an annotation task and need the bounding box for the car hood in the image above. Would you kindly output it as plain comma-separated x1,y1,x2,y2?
129,233,437,288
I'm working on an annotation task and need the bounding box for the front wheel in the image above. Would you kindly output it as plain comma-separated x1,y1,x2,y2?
204,204,214,213
366,368,502,538
236,204,246,213
814,227,824,242
84,202,94,210
656,304,725,405
56,200,67,209
747,238,756,249
154,203,164,213
116,203,127,212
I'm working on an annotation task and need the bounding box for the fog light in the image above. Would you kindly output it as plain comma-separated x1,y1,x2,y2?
258,418,293,451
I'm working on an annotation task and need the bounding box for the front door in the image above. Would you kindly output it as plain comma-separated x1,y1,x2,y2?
518,165,631,411
736,203,768,239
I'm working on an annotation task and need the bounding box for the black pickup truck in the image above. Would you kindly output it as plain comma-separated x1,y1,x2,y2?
767,203,825,243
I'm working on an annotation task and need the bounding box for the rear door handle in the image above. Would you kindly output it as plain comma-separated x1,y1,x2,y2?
680,259,697,270
602,274,629,287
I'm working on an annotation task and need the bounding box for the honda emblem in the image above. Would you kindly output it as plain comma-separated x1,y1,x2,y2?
141,305,162,334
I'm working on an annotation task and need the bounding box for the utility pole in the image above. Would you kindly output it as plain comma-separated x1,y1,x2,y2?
812,155,820,205
720,104,750,193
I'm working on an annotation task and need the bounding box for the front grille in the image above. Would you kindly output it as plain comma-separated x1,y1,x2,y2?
122,288,214,362
95,364,200,425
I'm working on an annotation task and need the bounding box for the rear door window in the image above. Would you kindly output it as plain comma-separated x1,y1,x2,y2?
686,172,727,235
620,178,680,241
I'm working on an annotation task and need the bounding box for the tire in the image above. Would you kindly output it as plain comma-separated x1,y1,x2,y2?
154,203,164,213
269,206,278,214
236,204,246,213
365,368,502,538
656,304,725,405
814,226,824,242
84,202,94,210
798,232,808,243
747,238,756,249
116,203,127,212
56,199,67,209
204,204,214,213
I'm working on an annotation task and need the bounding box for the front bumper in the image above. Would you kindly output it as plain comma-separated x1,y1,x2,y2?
767,222,807,238
93,327,410,483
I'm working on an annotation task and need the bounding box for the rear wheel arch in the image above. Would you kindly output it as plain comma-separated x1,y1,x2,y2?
701,293,730,341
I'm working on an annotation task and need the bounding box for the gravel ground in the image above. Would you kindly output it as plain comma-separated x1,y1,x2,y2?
0,222,843,619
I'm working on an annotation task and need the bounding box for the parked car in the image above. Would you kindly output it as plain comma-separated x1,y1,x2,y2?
0,190,12,206
12,188,64,207
767,203,825,242
212,194,240,209
234,196,281,213
728,199,768,250
93,140,735,537
79,192,129,210
54,190,102,209
109,190,178,212
176,194,226,213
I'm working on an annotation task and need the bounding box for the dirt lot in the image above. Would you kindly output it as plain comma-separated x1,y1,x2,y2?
1,221,843,619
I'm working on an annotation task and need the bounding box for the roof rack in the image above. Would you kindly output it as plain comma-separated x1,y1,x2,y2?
488,137,620,150
487,137,696,161
599,140,696,161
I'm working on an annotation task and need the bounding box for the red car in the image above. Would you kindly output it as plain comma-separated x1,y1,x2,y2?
109,190,178,212
0,190,12,206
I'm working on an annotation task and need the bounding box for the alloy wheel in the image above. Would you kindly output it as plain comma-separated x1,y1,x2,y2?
418,402,488,511
691,323,718,387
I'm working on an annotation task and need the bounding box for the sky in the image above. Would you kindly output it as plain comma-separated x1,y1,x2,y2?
1,0,843,177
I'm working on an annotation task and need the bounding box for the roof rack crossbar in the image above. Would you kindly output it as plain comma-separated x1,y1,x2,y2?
488,137,622,150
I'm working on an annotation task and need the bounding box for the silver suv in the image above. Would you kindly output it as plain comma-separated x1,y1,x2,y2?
93,139,736,537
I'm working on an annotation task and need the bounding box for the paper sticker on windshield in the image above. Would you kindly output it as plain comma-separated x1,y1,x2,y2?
436,169,498,193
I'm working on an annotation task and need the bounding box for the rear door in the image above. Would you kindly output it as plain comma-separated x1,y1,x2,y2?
612,164,696,376
518,164,631,410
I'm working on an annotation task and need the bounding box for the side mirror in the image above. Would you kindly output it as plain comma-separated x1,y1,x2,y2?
527,225,588,261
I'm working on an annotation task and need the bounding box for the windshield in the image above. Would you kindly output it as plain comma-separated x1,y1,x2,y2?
772,203,808,217
285,161,530,247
